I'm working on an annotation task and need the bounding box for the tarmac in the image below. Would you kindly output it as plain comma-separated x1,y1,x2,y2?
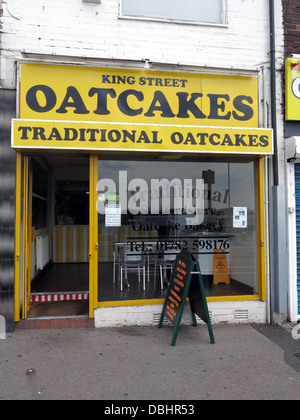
0,322,300,401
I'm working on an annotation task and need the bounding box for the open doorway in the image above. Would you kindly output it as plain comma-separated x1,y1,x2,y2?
27,154,90,318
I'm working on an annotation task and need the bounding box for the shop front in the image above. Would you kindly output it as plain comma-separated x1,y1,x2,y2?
285,57,300,322
12,63,272,326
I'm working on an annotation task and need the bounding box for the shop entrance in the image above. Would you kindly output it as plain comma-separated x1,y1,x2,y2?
15,153,93,321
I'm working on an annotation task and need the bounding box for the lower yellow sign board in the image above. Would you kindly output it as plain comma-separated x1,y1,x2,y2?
12,119,273,155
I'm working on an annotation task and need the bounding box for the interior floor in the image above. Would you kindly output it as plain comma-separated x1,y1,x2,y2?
98,262,253,300
98,262,167,301
32,263,89,293
28,301,89,318
27,262,254,318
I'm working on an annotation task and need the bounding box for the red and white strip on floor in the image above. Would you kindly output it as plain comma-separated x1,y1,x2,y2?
30,292,89,303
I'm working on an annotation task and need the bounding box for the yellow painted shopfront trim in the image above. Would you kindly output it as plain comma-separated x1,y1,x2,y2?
14,154,33,321
27,162,33,311
89,154,99,318
257,157,266,301
14,152,22,322
21,156,28,319
97,295,261,308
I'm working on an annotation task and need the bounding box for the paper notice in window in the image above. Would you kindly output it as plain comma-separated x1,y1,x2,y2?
233,207,247,228
105,204,121,227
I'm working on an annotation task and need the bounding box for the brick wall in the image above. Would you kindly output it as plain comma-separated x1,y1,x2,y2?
283,0,300,56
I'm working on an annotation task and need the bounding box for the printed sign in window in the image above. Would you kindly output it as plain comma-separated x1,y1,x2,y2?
105,204,121,227
233,207,247,228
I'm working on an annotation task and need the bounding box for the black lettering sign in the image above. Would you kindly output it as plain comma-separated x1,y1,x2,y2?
24,83,255,123
26,85,57,113
56,86,89,115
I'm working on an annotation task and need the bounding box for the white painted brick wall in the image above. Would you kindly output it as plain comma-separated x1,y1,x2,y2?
0,0,282,71
94,301,268,328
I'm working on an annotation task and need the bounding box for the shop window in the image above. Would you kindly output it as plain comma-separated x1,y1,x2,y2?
120,0,226,25
97,156,259,303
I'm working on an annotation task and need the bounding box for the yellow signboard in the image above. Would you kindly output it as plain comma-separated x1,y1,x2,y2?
12,119,273,154
19,64,259,128
286,57,300,121
15,64,273,155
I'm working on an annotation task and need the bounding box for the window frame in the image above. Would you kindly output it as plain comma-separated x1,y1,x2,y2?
118,0,228,27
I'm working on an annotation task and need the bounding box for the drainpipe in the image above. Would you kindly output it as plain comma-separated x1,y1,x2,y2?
268,0,288,323
269,0,279,187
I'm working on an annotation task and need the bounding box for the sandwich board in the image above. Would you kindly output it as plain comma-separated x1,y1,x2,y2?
158,250,215,347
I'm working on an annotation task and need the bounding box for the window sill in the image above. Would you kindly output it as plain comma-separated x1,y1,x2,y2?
118,15,228,28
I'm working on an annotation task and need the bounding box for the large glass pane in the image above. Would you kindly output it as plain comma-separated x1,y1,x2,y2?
31,159,49,229
121,0,223,24
97,156,258,302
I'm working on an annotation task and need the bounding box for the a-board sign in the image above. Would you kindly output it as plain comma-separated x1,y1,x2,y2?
159,250,215,346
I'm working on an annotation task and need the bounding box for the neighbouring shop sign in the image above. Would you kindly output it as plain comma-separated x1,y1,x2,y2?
286,57,300,121
12,119,273,154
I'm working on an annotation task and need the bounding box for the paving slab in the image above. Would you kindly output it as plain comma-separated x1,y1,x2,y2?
0,324,299,400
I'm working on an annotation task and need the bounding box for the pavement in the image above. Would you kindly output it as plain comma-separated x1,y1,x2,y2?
0,322,300,401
